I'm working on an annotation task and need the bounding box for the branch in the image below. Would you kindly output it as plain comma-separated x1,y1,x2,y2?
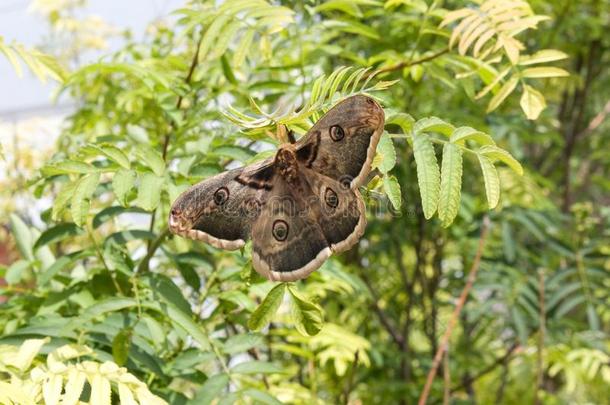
450,342,518,393
142,32,204,271
372,47,449,77
418,216,491,405
361,273,405,349
576,99,610,139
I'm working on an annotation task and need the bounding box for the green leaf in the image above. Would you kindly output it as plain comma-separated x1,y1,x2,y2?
414,117,455,136
6,260,30,285
233,28,255,67
520,84,546,120
92,206,146,229
221,54,238,85
136,173,165,211
213,145,255,162
521,67,570,78
486,76,519,113
222,333,264,355
34,223,83,250
146,273,192,316
189,374,229,405
112,327,133,366
479,145,524,175
518,49,569,66
241,389,283,405
231,360,284,374
95,144,130,169
105,230,156,245
41,160,98,176
412,133,440,219
382,175,402,210
248,283,286,331
71,297,138,327
136,144,165,176
71,173,100,227
288,285,324,336
386,112,415,133
9,214,34,261
438,143,463,227
450,127,495,146
52,180,78,221
112,169,136,206
373,132,397,174
477,154,500,209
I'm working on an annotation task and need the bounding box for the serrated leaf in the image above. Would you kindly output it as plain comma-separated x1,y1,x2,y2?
34,223,83,250
288,285,324,336
412,133,440,219
52,180,78,221
71,173,100,227
112,169,136,206
248,283,286,331
518,49,568,66
438,143,463,227
477,154,500,209
136,173,164,211
42,374,63,405
386,112,415,133
242,388,283,405
10,338,48,371
487,75,519,113
96,144,130,169
414,117,455,136
373,132,396,174
118,383,139,405
63,368,86,405
9,214,34,261
520,84,546,120
189,374,229,405
521,67,569,78
382,175,402,210
479,145,523,175
136,145,165,176
41,160,97,176
231,360,284,374
233,28,255,67
90,373,111,405
450,126,495,145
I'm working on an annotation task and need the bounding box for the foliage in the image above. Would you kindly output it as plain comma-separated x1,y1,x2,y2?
0,0,609,404
0,338,166,405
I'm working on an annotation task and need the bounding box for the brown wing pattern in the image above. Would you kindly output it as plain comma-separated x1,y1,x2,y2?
296,95,385,188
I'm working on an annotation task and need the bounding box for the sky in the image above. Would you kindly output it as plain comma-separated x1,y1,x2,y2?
0,0,183,117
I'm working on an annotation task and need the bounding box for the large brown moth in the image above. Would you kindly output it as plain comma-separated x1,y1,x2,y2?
169,95,385,281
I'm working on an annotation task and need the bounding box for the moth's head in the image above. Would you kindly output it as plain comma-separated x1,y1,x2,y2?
169,174,232,235
169,187,204,234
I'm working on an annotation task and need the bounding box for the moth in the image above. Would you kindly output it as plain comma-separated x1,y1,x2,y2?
169,95,385,281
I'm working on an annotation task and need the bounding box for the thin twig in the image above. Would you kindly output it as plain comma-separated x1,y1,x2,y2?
535,269,546,405
450,342,518,393
418,216,491,405
371,47,449,77
575,99,610,139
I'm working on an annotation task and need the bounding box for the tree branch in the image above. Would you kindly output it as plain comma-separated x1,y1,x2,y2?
361,273,405,349
372,47,449,77
418,216,491,405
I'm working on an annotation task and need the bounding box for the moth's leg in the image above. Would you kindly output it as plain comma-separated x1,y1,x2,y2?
287,129,296,144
